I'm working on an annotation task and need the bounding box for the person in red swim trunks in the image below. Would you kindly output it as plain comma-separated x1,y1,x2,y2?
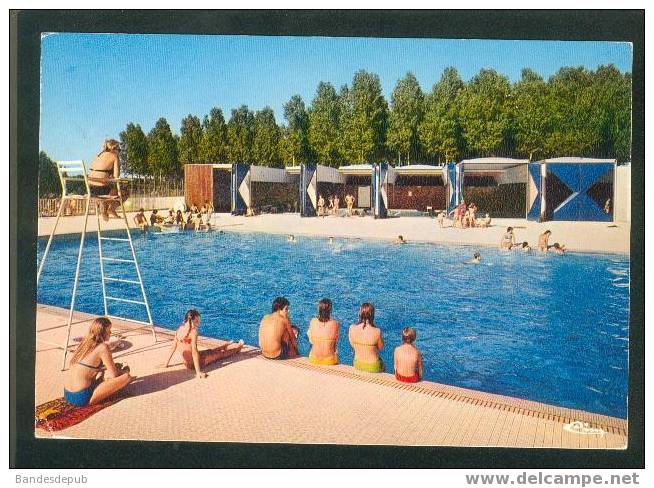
393,327,423,383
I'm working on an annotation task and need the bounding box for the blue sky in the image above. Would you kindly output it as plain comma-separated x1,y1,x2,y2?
39,34,632,162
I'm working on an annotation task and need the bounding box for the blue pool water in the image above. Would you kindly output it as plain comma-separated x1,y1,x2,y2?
37,230,630,418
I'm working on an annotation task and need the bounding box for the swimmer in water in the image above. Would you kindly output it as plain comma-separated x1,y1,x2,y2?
288,235,296,243
395,235,406,245
521,241,531,252
328,236,334,245
551,242,566,254
467,251,481,264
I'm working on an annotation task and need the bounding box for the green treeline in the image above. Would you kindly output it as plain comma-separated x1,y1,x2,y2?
111,65,635,178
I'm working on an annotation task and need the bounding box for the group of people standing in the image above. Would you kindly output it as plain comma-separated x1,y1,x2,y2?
133,202,214,232
258,297,423,383
440,200,492,229
317,193,356,217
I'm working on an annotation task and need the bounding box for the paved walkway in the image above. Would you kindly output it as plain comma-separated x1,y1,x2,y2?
38,212,630,254
35,305,627,447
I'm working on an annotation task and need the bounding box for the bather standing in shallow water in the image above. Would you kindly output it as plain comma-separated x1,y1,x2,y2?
500,227,517,250
538,230,552,251
349,303,384,373
307,298,340,365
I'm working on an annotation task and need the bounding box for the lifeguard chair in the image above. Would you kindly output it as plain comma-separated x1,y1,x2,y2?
37,160,156,370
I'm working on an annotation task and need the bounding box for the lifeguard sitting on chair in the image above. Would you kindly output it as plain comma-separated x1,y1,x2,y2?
88,139,129,220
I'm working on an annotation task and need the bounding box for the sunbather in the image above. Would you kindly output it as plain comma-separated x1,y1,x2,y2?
149,209,165,229
162,209,176,226
161,309,243,378
477,213,492,228
63,317,132,406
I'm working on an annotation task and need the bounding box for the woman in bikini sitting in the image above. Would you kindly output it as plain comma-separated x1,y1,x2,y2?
63,317,133,406
88,139,128,220
162,209,176,226
348,303,384,373
307,298,340,366
161,309,244,379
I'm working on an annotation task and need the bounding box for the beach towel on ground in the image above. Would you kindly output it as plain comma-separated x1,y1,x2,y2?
35,397,117,432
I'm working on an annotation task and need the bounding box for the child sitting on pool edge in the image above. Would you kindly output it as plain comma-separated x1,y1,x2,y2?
394,327,423,383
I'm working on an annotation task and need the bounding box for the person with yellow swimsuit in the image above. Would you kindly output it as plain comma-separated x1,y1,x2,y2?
307,298,340,365
348,303,385,373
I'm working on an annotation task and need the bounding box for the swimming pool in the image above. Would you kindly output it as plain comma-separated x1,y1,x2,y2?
37,230,630,418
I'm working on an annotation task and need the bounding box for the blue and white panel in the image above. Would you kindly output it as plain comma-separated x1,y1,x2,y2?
527,163,542,221
455,162,464,205
547,163,613,222
446,162,457,214
299,164,317,217
373,163,389,219
231,163,250,215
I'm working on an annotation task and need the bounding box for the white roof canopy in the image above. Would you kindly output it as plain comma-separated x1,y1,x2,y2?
211,163,232,170
538,157,616,164
459,157,529,171
338,164,373,176
317,165,347,184
394,164,444,176
250,165,296,183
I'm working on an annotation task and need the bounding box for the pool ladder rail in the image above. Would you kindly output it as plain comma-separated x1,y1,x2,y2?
36,160,157,370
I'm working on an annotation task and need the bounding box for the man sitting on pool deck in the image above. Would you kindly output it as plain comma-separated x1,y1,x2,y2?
259,297,299,360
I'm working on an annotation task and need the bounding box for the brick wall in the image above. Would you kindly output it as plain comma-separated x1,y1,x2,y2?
388,185,447,211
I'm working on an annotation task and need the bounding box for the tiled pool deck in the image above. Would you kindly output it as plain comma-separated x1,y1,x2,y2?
35,304,628,448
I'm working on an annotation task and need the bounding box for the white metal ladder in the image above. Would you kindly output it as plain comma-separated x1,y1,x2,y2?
37,160,156,370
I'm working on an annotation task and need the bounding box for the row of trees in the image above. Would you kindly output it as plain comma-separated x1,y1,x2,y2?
118,65,631,176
